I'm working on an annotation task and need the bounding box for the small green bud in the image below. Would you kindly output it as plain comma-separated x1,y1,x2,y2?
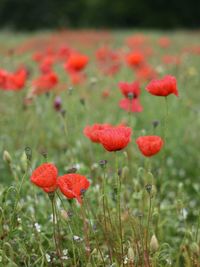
128,247,135,261
3,150,12,164
150,234,159,252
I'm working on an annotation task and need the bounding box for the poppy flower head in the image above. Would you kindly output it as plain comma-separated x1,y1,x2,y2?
126,52,145,68
98,126,132,152
57,174,90,203
119,81,140,98
136,136,164,157
119,98,143,113
65,53,89,72
83,123,111,143
146,75,178,97
30,163,58,192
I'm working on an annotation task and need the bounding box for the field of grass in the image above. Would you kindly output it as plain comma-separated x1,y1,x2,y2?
0,30,200,267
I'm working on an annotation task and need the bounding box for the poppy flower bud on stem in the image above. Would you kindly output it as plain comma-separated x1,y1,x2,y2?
3,150,12,164
99,159,108,169
40,150,48,160
145,184,152,194
25,147,32,162
150,234,159,252
152,120,160,129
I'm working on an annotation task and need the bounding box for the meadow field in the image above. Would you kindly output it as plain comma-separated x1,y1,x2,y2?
0,30,200,267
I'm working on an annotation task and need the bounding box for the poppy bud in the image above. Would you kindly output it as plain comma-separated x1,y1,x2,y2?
121,166,129,180
152,120,160,128
128,247,135,261
191,242,199,254
80,98,85,106
3,150,12,164
99,159,108,168
25,147,32,162
20,152,28,172
150,234,159,252
145,184,152,194
61,109,66,117
66,167,77,173
118,168,122,177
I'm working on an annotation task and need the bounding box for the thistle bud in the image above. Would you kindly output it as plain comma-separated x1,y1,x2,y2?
150,234,159,252
3,150,12,164
54,96,62,112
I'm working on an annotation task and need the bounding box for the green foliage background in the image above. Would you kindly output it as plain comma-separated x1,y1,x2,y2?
0,0,200,30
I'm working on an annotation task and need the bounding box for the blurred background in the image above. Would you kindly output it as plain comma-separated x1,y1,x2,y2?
0,0,200,30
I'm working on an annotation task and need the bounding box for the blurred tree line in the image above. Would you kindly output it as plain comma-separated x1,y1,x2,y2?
0,0,200,30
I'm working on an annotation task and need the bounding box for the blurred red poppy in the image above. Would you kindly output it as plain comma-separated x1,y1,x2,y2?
136,136,164,157
57,174,90,203
146,75,178,97
126,51,145,68
98,126,132,152
83,123,111,143
119,98,143,112
158,37,171,48
32,72,58,95
119,81,140,98
30,163,58,192
65,53,89,72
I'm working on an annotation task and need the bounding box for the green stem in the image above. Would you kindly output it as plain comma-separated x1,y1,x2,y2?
115,152,124,266
164,96,169,142
50,195,64,267
145,195,152,253
102,167,112,263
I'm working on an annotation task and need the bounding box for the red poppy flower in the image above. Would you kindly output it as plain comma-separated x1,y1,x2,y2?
65,53,88,72
126,52,145,68
98,126,132,152
136,64,157,82
119,81,140,98
30,163,58,192
146,75,178,97
32,72,58,95
83,123,111,143
158,37,171,48
119,98,143,113
57,174,90,203
136,136,164,157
